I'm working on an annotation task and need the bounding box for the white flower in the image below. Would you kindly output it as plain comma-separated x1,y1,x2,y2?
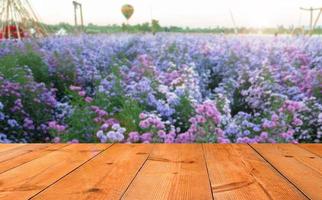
96,130,104,138
158,85,168,93
118,128,126,134
115,133,125,141
101,123,109,130
112,124,121,130
98,85,105,93
106,131,116,141
100,135,108,143
318,113,322,123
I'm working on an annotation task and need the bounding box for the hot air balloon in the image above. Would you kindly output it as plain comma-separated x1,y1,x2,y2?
121,4,134,21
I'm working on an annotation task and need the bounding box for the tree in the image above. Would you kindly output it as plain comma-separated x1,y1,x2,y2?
151,19,161,35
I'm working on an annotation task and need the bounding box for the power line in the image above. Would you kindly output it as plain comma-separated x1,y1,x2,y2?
229,9,238,34
300,7,322,34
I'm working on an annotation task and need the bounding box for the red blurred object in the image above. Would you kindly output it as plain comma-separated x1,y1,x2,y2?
0,25,25,39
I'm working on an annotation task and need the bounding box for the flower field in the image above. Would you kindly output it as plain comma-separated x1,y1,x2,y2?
0,34,321,144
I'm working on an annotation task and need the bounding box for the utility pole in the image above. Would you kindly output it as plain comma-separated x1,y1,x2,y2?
73,1,84,33
313,8,322,30
300,7,322,34
229,9,238,34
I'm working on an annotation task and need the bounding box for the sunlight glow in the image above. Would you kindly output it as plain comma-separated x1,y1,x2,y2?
31,0,322,28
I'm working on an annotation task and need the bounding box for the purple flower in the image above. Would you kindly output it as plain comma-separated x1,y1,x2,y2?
128,132,140,143
7,119,19,128
84,97,93,103
69,85,82,91
48,121,66,132
140,133,152,143
0,113,4,121
78,91,86,97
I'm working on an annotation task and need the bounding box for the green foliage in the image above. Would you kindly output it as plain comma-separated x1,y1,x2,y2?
0,50,49,84
49,51,77,98
231,88,252,116
93,65,145,133
313,74,322,101
173,96,194,132
0,78,54,142
60,90,98,142
46,22,322,35
0,64,30,84
151,19,161,35
63,106,100,142
115,98,144,132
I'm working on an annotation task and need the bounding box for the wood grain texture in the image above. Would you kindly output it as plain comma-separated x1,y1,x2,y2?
0,144,50,164
251,144,322,200
32,144,153,200
203,144,307,200
0,144,110,200
0,144,25,153
0,144,67,174
299,144,322,157
0,144,320,200
122,144,213,200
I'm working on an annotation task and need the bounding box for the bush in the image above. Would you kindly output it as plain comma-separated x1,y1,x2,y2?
0,34,321,143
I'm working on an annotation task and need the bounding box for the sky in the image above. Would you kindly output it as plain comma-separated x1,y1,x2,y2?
31,0,322,28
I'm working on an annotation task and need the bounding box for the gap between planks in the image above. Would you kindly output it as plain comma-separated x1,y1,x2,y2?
0,144,69,174
204,144,307,200
31,144,153,200
0,144,320,200
0,144,112,200
298,144,322,157
250,144,322,200
121,144,213,200
28,144,115,200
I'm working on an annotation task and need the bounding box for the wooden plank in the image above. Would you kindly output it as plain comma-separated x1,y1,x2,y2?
122,144,213,200
251,144,322,200
0,144,68,174
0,144,50,164
0,144,26,153
0,144,110,200
299,144,322,157
203,144,306,200
31,144,153,200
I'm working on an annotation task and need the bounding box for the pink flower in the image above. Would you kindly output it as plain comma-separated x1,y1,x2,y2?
271,114,279,121
215,128,224,137
98,110,108,117
78,91,86,97
280,130,294,141
69,85,82,91
53,137,61,143
139,113,147,119
84,97,93,103
292,118,303,126
260,132,268,139
218,137,230,144
48,121,66,132
101,123,109,131
68,139,79,144
196,115,207,123
139,120,150,129
128,132,140,143
157,130,166,138
90,106,100,112
94,117,101,123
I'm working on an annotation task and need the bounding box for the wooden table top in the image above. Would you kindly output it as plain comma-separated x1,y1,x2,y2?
0,144,321,200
